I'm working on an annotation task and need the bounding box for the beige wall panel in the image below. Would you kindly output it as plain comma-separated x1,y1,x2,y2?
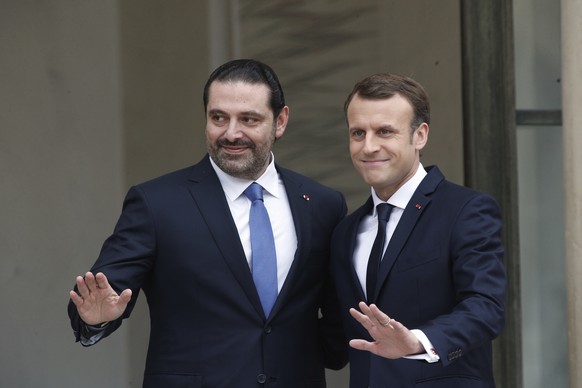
120,1,211,185
118,1,210,385
0,0,461,386
238,0,463,212
237,1,462,386
0,1,129,387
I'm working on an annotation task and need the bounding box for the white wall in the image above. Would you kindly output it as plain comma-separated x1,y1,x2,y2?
0,1,130,387
514,0,567,386
0,1,209,386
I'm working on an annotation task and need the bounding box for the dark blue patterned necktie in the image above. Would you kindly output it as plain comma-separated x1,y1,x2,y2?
244,182,278,317
366,203,394,304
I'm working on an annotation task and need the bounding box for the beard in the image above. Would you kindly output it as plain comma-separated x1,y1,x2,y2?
207,132,275,180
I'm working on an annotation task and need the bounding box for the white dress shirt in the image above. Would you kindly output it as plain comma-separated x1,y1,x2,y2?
79,154,296,345
210,154,297,293
353,163,439,363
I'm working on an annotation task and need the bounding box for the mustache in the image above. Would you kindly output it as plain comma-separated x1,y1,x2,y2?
217,139,255,148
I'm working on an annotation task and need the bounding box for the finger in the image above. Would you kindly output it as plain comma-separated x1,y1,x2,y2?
75,275,90,298
119,289,133,304
358,302,378,323
349,308,374,329
384,317,405,332
349,339,374,352
349,307,367,323
358,301,373,316
84,271,98,291
69,290,84,307
363,303,388,328
94,272,109,290
369,304,393,327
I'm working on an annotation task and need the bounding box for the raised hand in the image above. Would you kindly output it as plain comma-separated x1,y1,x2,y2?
69,272,132,326
349,301,423,359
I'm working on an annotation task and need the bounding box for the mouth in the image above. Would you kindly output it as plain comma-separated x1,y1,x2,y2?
361,158,389,167
218,140,254,155
221,145,249,154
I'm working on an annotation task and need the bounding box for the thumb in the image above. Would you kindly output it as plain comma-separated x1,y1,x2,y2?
349,339,373,352
119,289,133,304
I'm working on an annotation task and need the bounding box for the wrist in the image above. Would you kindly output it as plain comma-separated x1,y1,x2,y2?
412,340,424,355
86,321,109,329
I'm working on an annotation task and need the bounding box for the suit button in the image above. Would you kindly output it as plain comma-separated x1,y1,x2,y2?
257,374,267,384
264,326,272,334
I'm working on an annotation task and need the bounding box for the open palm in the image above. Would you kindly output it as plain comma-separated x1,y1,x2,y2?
69,272,132,325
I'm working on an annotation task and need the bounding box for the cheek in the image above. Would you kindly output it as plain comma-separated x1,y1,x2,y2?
206,125,228,142
349,141,361,156
254,131,272,145
204,128,213,142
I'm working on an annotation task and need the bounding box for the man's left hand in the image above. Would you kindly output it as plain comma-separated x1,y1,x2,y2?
349,301,424,359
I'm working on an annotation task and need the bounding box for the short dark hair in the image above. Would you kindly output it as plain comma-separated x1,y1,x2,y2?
344,72,430,130
203,59,286,118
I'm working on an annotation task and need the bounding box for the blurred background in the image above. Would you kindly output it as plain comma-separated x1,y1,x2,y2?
0,0,566,387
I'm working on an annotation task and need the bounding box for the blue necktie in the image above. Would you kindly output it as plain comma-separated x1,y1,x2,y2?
244,182,278,318
366,203,394,304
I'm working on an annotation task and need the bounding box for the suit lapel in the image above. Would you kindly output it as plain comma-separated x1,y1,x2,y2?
349,198,375,302
186,156,264,317
267,168,309,318
374,167,444,301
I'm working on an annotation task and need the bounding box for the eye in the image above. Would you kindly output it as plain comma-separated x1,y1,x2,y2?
210,113,226,123
351,129,365,138
241,116,259,125
378,128,394,136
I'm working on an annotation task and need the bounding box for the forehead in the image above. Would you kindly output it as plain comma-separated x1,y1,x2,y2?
347,94,413,127
207,81,271,112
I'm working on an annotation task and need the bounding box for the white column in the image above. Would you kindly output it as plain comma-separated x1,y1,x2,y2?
562,1,582,387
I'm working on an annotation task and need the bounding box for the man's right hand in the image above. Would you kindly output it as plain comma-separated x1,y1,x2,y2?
69,272,132,326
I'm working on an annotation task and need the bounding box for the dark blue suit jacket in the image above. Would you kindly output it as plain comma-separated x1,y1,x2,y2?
331,166,506,388
68,155,348,388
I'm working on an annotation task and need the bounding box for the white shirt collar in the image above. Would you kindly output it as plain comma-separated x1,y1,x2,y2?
370,163,427,214
209,152,281,201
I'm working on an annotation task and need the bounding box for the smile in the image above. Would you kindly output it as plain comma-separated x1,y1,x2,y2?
221,145,250,154
362,159,389,166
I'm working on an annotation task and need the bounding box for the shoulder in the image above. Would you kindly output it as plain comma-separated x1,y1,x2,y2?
277,164,343,198
138,165,195,187
334,196,373,233
135,156,211,190
124,157,213,204
276,165,347,221
425,165,497,203
422,167,501,223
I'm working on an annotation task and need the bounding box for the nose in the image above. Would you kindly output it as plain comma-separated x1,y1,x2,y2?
223,120,244,141
362,135,379,154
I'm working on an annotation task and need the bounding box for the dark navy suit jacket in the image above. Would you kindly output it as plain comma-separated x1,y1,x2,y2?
68,155,348,388
331,166,506,388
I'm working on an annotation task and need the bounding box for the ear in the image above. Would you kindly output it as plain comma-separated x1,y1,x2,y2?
274,106,289,139
414,122,429,150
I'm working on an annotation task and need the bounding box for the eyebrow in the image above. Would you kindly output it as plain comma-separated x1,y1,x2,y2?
349,124,399,132
377,124,398,131
207,108,267,119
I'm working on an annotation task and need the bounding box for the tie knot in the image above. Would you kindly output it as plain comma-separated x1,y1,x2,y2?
244,182,264,202
376,203,394,222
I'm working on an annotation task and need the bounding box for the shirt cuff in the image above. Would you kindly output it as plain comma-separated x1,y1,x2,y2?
404,329,440,363
79,322,110,346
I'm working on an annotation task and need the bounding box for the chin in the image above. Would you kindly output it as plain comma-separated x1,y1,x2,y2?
361,173,386,186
